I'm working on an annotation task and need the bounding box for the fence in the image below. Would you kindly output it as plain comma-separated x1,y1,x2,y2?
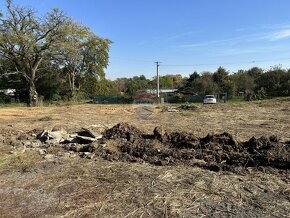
93,96,133,104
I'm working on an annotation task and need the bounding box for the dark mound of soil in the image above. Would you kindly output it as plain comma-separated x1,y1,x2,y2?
179,104,199,111
100,123,290,173
103,123,143,142
153,126,200,148
200,132,240,152
241,136,290,170
243,135,279,153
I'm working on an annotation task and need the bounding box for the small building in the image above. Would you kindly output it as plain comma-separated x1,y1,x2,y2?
144,89,178,95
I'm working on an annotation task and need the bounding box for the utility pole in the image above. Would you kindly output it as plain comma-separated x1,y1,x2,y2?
155,61,160,103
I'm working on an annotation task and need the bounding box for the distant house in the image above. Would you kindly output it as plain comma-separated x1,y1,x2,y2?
176,87,197,95
144,89,178,95
134,91,155,104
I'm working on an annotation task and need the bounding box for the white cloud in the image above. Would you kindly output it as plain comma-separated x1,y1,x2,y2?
214,45,285,56
176,34,259,49
176,26,290,50
267,29,290,41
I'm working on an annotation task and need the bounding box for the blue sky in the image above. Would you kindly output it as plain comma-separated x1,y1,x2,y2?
1,0,290,79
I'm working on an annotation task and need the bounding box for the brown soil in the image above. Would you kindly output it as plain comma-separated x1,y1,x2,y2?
96,123,290,176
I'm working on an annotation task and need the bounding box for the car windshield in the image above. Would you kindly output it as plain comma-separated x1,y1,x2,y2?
205,95,215,98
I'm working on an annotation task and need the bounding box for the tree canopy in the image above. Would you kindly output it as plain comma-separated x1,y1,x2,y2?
0,0,111,106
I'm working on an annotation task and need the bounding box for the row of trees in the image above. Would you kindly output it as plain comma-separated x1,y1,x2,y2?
50,65,289,101
2,57,290,103
184,66,290,99
87,74,184,97
86,65,290,101
0,0,111,106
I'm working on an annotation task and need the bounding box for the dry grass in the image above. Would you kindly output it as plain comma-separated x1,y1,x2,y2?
1,99,290,141
0,99,290,217
0,156,289,217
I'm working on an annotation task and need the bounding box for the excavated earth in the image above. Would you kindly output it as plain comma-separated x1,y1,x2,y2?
6,122,289,177
101,123,290,175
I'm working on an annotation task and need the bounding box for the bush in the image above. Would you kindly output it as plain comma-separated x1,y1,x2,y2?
0,93,12,103
245,88,266,101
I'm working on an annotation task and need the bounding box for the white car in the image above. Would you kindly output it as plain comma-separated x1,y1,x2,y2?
203,95,217,104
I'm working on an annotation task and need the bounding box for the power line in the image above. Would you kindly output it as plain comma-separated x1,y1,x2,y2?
108,56,290,68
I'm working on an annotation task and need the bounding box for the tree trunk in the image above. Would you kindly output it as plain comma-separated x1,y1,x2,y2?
68,70,76,101
27,63,41,107
28,80,38,107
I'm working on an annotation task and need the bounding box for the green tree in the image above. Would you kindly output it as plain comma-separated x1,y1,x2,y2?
58,21,111,99
186,71,200,87
223,79,237,98
125,75,150,96
280,70,290,96
35,63,65,101
0,0,68,106
159,75,174,89
255,66,285,96
194,72,219,96
247,67,263,80
172,74,184,88
95,79,120,96
233,70,255,93
213,67,229,87
0,0,111,105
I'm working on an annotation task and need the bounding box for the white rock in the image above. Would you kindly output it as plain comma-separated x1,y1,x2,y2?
39,149,46,155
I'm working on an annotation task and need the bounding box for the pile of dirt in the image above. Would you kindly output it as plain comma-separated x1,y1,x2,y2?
7,122,289,174
99,123,290,173
153,126,200,149
162,104,199,112
103,122,144,142
242,136,290,170
178,104,199,111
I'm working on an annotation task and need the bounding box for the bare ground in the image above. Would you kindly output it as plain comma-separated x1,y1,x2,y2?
0,99,289,217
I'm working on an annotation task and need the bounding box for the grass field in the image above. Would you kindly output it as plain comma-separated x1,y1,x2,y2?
0,99,289,217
